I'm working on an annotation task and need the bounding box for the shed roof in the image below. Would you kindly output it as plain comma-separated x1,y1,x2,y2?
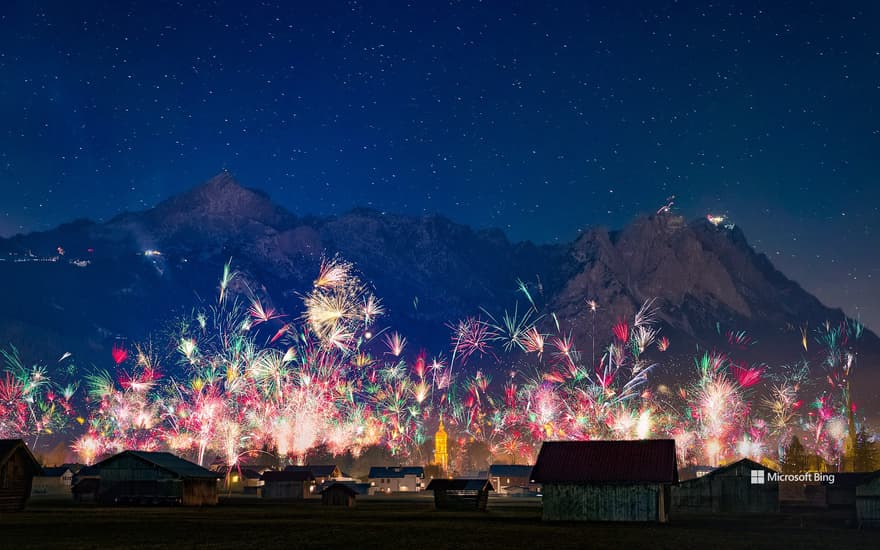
488,464,534,478
319,482,360,496
368,466,424,478
0,439,42,474
284,464,339,477
39,466,72,478
531,440,678,484
426,478,494,492
95,451,220,480
261,470,315,482
676,458,775,486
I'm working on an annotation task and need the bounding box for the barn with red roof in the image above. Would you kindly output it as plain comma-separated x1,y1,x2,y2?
531,439,678,522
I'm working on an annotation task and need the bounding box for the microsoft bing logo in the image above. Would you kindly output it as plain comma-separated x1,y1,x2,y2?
750,470,765,485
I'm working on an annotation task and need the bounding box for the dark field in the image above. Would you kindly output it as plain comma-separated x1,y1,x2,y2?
1,496,876,550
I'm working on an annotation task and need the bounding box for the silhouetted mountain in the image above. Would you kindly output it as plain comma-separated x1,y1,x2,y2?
1,173,877,410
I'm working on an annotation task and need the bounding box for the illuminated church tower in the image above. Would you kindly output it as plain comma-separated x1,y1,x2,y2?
433,417,448,474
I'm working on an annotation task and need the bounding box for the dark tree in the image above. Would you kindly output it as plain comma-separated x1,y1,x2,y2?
781,436,807,474
854,429,878,472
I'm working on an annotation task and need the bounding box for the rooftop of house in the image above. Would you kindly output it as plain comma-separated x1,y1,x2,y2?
426,478,494,492
531,440,678,484
261,470,315,482
368,466,425,479
95,451,221,480
284,464,339,478
488,464,534,478
0,439,42,474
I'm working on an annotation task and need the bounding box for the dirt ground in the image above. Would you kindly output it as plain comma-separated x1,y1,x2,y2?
1,495,875,549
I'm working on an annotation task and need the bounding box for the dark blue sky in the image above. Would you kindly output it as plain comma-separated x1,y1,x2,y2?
1,1,878,328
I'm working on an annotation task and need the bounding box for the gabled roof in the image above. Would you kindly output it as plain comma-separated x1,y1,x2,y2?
39,466,72,477
284,464,339,477
74,465,100,478
0,439,42,474
711,458,775,476
368,466,425,478
95,451,220,480
531,440,678,484
317,481,371,495
677,458,775,486
319,482,361,496
261,470,315,482
488,464,534,478
426,478,494,492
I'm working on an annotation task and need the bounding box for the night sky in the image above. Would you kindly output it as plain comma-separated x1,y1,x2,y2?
1,1,878,329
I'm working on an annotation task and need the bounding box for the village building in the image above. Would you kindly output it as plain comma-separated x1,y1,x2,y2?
426,478,493,511
0,439,42,512
284,464,343,492
261,470,315,499
488,464,539,496
531,439,678,522
218,468,264,494
368,466,425,494
677,464,716,481
673,458,779,514
31,466,75,495
93,450,221,506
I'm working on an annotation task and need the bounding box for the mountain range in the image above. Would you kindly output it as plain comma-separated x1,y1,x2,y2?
1,173,877,414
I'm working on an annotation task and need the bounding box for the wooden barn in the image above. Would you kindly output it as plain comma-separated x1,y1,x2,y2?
0,439,42,512
426,479,493,511
673,458,778,514
320,482,360,508
261,470,315,499
856,470,880,527
531,440,678,522
94,450,220,506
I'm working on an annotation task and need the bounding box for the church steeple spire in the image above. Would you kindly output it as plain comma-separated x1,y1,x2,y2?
433,416,448,474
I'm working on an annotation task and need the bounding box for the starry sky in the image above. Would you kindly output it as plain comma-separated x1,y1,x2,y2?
1,1,878,329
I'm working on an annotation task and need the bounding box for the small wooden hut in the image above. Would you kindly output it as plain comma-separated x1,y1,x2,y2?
426,479,493,511
320,482,359,508
261,470,314,499
673,458,778,514
94,450,220,506
531,440,678,522
856,470,880,528
0,439,42,511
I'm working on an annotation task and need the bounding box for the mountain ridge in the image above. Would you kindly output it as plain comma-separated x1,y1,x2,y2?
1,173,876,411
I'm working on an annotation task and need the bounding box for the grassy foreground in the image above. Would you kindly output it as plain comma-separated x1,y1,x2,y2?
1,496,875,549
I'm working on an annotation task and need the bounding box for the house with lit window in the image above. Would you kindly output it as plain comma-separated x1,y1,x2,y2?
31,466,75,495
284,464,343,488
367,466,425,494
488,464,539,496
